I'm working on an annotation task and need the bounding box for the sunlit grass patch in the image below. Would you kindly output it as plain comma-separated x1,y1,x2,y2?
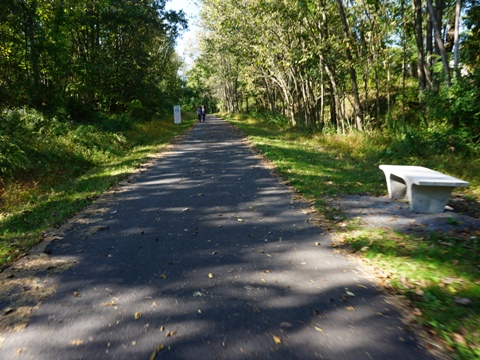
342,227,480,358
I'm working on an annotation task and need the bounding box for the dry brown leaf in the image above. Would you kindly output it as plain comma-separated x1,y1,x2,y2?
69,339,84,346
413,308,423,316
263,270,270,273
453,333,467,345
345,306,355,311
166,331,177,337
73,292,81,297
102,299,118,306
149,345,165,360
273,335,282,344
134,312,142,320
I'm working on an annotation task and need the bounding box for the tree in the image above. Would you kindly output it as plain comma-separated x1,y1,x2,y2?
0,0,186,119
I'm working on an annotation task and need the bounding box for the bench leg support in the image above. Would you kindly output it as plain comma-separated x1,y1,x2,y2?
382,171,454,213
408,185,454,213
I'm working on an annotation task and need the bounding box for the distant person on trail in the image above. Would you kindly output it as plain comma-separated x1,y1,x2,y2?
201,105,206,122
197,106,202,122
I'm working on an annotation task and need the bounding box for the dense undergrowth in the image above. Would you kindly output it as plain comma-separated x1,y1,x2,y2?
224,112,480,360
0,109,194,267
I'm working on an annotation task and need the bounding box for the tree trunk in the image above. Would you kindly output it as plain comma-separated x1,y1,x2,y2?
426,9,435,90
426,0,451,85
335,0,363,131
453,0,461,74
412,0,427,92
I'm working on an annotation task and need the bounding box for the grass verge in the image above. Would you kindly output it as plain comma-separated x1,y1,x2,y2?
223,112,480,359
0,114,195,268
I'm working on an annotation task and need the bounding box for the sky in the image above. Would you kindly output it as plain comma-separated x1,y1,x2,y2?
165,0,201,67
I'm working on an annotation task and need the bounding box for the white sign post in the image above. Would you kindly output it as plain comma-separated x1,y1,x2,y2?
173,105,181,124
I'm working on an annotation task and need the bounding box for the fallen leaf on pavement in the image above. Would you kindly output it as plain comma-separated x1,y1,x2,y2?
102,299,118,306
69,339,84,346
166,331,177,337
149,345,165,360
208,273,214,278
273,335,282,344
345,306,355,311
134,312,142,320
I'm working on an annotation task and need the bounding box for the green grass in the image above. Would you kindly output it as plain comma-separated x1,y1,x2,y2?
343,228,480,358
0,114,195,267
223,112,480,359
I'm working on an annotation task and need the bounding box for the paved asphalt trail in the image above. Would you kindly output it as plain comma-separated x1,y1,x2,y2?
0,117,434,359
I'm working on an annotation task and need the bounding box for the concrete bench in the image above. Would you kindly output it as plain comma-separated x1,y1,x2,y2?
379,165,469,213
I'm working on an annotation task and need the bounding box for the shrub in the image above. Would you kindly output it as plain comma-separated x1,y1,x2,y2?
0,134,30,176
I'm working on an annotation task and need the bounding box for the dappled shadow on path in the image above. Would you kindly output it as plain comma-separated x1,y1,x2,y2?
0,117,434,360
